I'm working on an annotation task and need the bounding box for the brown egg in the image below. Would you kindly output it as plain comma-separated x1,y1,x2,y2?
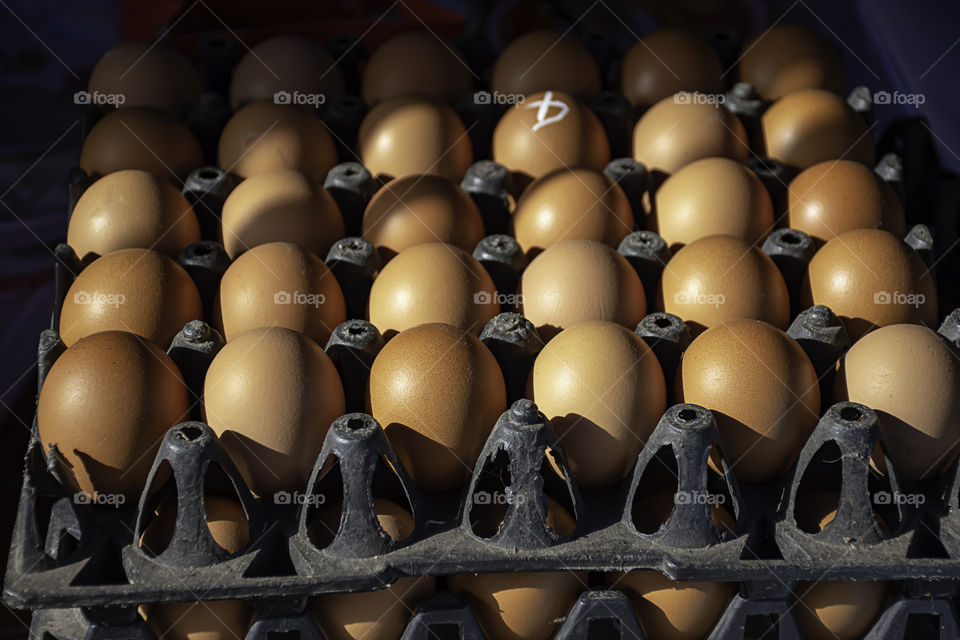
362,31,472,105
738,25,845,101
795,580,887,640
786,160,905,244
519,239,646,340
79,107,203,182
802,229,937,340
678,319,820,483
633,96,750,174
530,321,666,487
659,235,790,334
367,242,498,337
203,327,345,496
89,41,203,115
37,331,189,500
309,497,414,547
794,493,887,533
361,174,485,261
141,496,251,556
654,158,774,249
632,488,735,534
621,29,724,110
607,570,735,640
368,323,507,492
215,241,346,345
491,30,600,99
60,248,202,348
470,495,576,538
836,324,960,480
220,169,345,260
492,90,610,182
511,167,634,255
68,169,201,261
228,35,344,111
762,89,875,171
218,101,338,184
358,95,473,182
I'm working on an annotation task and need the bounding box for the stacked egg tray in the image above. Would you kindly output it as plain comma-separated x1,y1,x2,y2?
9,27,960,640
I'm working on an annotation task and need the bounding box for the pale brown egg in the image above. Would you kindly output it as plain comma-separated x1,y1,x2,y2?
220,169,345,260
218,101,338,184
511,167,634,255
654,157,774,249
37,331,189,500
60,248,202,348
802,229,937,340
659,235,790,334
368,323,507,493
215,241,346,345
367,242,498,337
786,160,905,244
519,239,646,340
361,174,485,261
836,324,960,480
762,89,875,171
89,41,203,115
631,488,735,534
469,495,576,538
68,169,201,261
795,580,887,640
362,31,472,105
79,107,204,182
738,25,845,101
203,327,345,496
678,319,820,483
228,34,344,111
633,96,750,174
358,95,473,182
491,30,600,99
140,496,251,556
621,29,724,110
530,321,666,487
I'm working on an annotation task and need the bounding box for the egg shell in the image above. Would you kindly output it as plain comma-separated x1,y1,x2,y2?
142,599,251,640
203,327,345,497
530,321,666,487
60,248,202,348
368,323,507,493
678,319,820,484
362,31,472,105
470,495,576,538
141,496,250,556
802,229,937,341
220,169,345,260
491,30,601,99
519,238,646,340
367,242,499,337
738,25,845,100
309,497,415,548
89,41,203,115
794,579,887,640
793,493,887,533
68,169,201,261
631,488,735,534
37,331,190,499
620,29,724,109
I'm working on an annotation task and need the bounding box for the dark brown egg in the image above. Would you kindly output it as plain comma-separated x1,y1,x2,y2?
621,29,724,110
491,30,600,99
795,579,887,640
362,31,472,105
738,25,845,100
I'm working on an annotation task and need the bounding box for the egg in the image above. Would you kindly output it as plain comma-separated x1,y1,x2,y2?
220,169,345,260
88,41,203,115
530,321,666,487
633,96,750,174
659,235,790,334
368,323,506,492
802,229,937,340
60,248,202,348
653,157,774,249
361,174,485,261
511,167,634,255
836,324,960,480
620,29,724,110
367,242,499,337
228,34,344,111
37,331,189,499
218,101,338,184
358,95,473,182
469,495,576,538
794,580,887,640
215,241,346,345
491,90,610,183
738,25,845,100
491,30,600,99
785,160,905,244
762,89,875,171
67,169,201,261
362,31,472,105
140,495,251,556
519,239,646,340
203,327,345,496
79,107,204,182
631,488,735,534
678,319,820,483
